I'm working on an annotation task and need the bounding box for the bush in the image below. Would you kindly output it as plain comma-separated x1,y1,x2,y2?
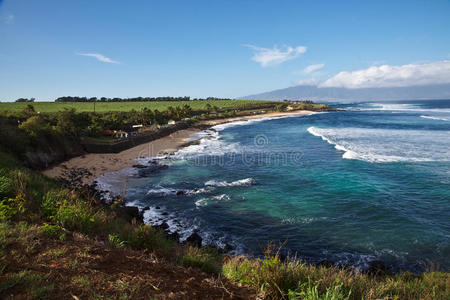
179,246,222,274
55,201,97,233
40,223,65,240
0,172,14,200
117,224,174,255
18,115,52,138
108,233,126,248
0,195,26,221
40,190,68,220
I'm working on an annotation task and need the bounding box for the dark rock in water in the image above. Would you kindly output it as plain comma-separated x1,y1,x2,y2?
223,244,235,252
132,164,147,169
176,190,184,196
155,206,161,209
366,260,391,276
218,243,235,254
115,206,143,224
185,232,202,248
317,260,335,268
142,206,150,212
137,163,169,177
158,222,169,231
161,212,168,216
167,231,180,242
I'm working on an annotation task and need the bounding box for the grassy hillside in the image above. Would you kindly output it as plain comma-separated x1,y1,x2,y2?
1,103,448,299
0,100,275,113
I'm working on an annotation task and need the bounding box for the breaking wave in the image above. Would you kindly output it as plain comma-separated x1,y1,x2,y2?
205,178,256,187
307,126,450,163
420,115,449,121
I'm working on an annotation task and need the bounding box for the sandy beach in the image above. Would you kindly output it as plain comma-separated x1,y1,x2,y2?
42,110,313,185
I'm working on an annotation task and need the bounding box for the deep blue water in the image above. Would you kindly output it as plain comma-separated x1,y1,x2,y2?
98,99,450,272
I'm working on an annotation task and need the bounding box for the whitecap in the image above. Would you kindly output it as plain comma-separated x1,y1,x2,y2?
347,103,450,113
146,186,212,196
173,129,241,158
212,113,317,132
195,194,231,208
205,178,256,187
307,126,450,163
420,115,449,121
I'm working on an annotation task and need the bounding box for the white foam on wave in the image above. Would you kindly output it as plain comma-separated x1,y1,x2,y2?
195,194,231,207
308,126,450,163
173,129,241,158
147,186,212,196
347,103,450,113
205,178,256,187
142,202,243,253
281,216,328,225
420,115,449,121
173,113,318,160
212,113,317,132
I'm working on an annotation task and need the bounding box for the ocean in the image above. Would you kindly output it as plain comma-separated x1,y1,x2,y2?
97,99,450,272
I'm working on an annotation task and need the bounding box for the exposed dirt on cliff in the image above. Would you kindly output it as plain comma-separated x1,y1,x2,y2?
1,231,256,300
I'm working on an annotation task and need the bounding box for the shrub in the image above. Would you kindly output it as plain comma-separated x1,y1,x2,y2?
118,224,174,255
40,223,65,240
0,172,14,200
18,115,52,138
179,246,222,274
40,190,68,220
0,195,26,221
55,201,96,233
108,233,126,248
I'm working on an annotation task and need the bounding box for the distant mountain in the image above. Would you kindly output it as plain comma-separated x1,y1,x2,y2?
241,84,450,102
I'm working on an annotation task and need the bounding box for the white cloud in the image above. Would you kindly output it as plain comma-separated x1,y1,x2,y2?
244,44,307,67
76,53,120,64
2,13,14,24
320,60,450,89
303,63,324,74
296,78,320,86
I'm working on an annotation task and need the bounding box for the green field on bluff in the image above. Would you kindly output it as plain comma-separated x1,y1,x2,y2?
0,100,274,113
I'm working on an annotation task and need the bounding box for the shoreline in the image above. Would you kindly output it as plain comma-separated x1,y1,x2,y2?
42,110,314,185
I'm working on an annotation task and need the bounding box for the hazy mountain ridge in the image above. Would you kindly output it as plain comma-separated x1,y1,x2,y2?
242,84,450,102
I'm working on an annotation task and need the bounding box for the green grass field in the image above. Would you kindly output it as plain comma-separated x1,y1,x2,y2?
0,100,273,113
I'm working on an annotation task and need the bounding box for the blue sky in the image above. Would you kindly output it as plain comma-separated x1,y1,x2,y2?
1,0,450,101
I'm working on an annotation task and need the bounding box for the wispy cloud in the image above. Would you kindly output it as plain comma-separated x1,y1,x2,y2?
303,63,325,74
2,13,14,24
76,52,120,64
320,60,450,88
244,44,307,67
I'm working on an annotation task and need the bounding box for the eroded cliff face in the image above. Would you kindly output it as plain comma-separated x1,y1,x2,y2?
23,138,84,169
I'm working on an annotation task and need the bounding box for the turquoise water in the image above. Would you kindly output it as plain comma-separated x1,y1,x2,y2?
99,100,450,272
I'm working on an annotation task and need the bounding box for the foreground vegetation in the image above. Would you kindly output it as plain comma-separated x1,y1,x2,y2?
1,164,448,299
0,101,448,299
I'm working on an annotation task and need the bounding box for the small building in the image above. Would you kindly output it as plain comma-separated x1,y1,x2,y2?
132,124,144,133
113,130,129,139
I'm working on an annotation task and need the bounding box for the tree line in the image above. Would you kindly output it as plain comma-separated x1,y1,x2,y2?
54,96,232,102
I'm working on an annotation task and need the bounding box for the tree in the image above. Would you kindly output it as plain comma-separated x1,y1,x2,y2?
18,115,51,138
15,98,35,102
